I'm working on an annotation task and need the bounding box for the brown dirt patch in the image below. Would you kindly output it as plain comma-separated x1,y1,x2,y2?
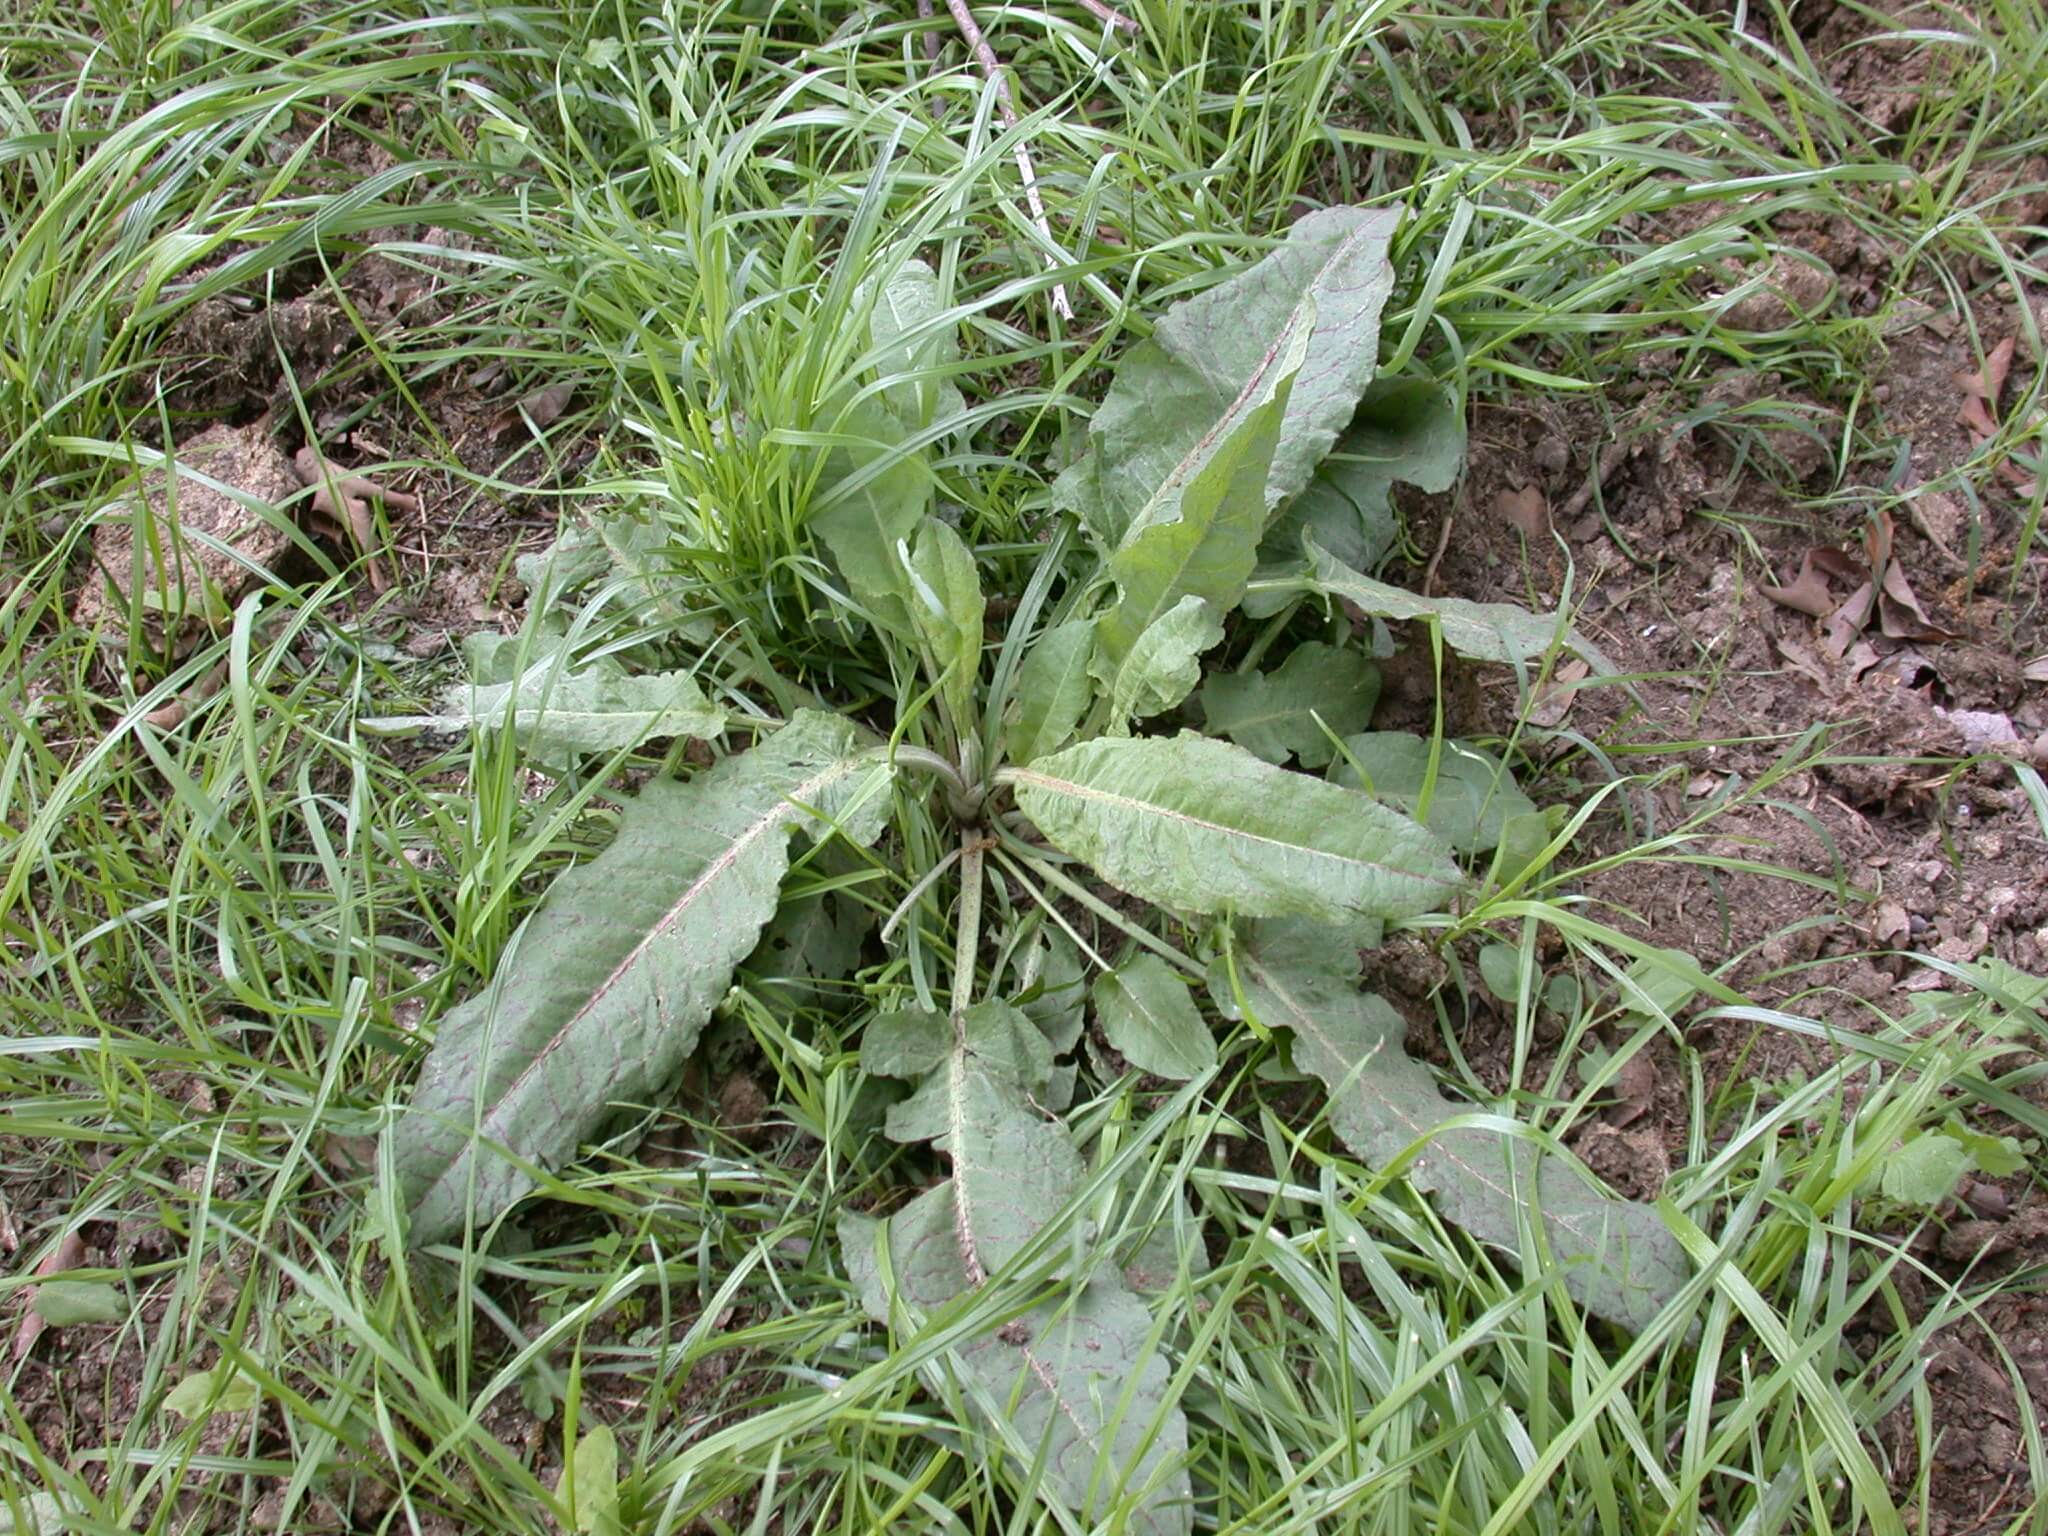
1372,123,2048,1536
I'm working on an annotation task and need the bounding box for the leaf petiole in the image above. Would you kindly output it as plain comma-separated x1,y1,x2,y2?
992,826,1205,980
951,829,990,1020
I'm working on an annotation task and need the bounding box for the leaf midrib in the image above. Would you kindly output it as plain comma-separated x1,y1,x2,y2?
412,753,864,1218
1011,764,1443,897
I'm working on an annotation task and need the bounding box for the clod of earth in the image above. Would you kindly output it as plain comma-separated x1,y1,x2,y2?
73,422,417,724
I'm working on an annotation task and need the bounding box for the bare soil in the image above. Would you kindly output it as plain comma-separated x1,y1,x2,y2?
1360,6,2048,1521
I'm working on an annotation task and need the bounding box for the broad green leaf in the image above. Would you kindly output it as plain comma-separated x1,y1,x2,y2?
1015,928,1087,1052
810,396,932,635
1005,618,1096,765
1041,1062,1078,1113
597,512,718,636
1492,810,1556,885
1305,539,1618,674
514,519,610,597
1613,947,1702,1022
1544,972,1583,1017
0,1491,67,1535
882,1001,1056,1145
1265,378,1466,572
841,1187,968,1316
556,1424,621,1536
512,513,715,640
745,883,870,1013
461,628,566,685
1094,955,1216,1079
1093,322,1308,679
1232,922,1687,1332
859,1007,951,1077
1011,734,1462,922
1118,1199,1197,1292
1057,207,1400,549
1198,642,1380,768
1944,1117,2030,1178
366,664,724,765
31,1281,125,1326
1477,944,1525,1006
163,1362,260,1420
860,257,967,434
906,516,984,736
1880,1133,1971,1207
842,1192,1193,1536
388,711,893,1246
1331,734,1537,854
862,1003,1083,1271
947,1065,1084,1273
1097,595,1221,732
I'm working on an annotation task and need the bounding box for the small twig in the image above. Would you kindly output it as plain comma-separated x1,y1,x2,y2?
942,0,1073,320
1560,439,1631,521
1421,511,1454,597
292,448,419,594
914,0,940,60
12,1230,86,1363
1075,0,1140,32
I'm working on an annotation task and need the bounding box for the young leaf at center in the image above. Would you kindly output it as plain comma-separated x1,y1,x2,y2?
1089,318,1310,722
1056,206,1400,549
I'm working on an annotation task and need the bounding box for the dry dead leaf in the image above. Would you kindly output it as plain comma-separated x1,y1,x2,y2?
1820,580,1876,661
2023,655,2048,684
1956,335,2015,443
1935,707,2020,754
1862,506,1894,573
1494,485,1548,539
12,1229,86,1362
1877,560,1958,642
1775,637,1833,687
1528,657,1589,728
1761,549,1839,616
1870,900,1910,948
1958,335,2016,403
1601,1048,1657,1128
492,381,576,437
1906,488,1968,568
1934,921,1990,964
1777,508,1954,656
